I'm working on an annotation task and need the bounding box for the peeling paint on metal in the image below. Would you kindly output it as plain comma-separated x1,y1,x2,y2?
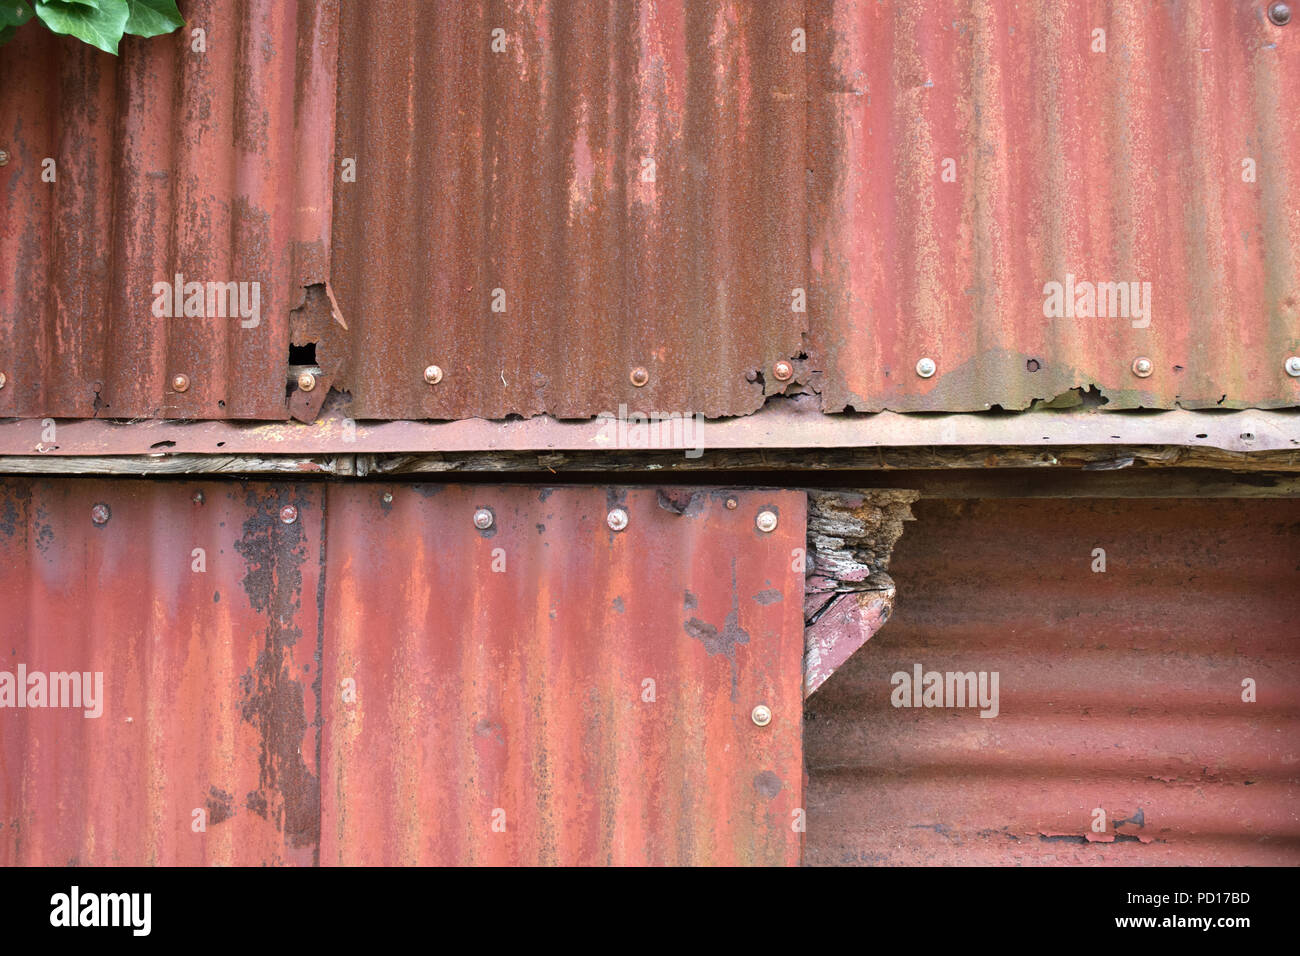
320,485,806,865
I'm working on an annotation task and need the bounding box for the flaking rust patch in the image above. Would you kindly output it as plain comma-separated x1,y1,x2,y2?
234,487,320,851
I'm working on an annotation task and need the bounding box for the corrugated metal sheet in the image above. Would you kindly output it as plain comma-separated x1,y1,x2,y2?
321,485,806,865
805,497,1300,865
329,0,806,420
0,479,805,865
0,478,323,865
0,0,337,420
810,0,1300,411
4,0,1298,423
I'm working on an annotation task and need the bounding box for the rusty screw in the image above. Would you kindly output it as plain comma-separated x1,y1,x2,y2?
751,704,772,727
756,510,778,533
382,491,393,504
629,366,649,387
725,497,738,510
1285,356,1300,377
473,508,494,530
0,149,8,166
279,504,298,525
171,373,190,393
607,507,629,532
90,503,111,525
915,357,937,378
1269,2,1291,26
773,360,793,381
192,491,204,505
0,372,6,389
424,365,443,385
1132,356,1153,378
296,370,317,392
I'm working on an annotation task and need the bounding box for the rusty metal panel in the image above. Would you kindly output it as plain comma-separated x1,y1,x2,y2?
321,485,806,865
0,0,337,420
329,0,807,420
0,478,322,865
810,0,1300,412
805,497,1300,865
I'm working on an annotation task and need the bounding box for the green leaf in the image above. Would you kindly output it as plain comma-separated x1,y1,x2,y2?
33,0,128,53
0,1,34,30
123,0,181,38
0,25,16,45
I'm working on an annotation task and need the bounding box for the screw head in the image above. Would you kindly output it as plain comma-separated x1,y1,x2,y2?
382,492,393,504
171,373,190,393
296,370,317,392
725,497,738,510
751,704,772,727
1132,356,1153,378
279,504,298,524
630,366,649,387
607,507,629,531
473,508,494,530
90,503,111,525
756,510,778,533
0,149,8,166
916,357,936,378
0,372,6,389
1269,2,1291,26
773,360,793,381
192,491,204,505
424,364,443,385
1285,356,1300,377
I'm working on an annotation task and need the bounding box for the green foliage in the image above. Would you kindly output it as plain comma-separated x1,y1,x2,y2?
1,0,183,54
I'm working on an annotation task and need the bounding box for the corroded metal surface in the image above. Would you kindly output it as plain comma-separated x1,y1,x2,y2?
0,0,337,420
0,395,1295,456
0,478,323,865
328,0,807,419
3,1,1298,423
321,485,806,865
805,497,1300,865
810,0,1300,411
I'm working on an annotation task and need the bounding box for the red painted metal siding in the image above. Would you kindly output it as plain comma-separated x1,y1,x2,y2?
321,485,806,865
805,497,1300,865
810,0,1300,411
0,479,805,865
0,0,337,420
0,478,323,865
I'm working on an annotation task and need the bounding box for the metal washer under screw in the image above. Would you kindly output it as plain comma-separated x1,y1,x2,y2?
279,505,298,525
773,360,793,381
1132,357,1153,378
725,497,738,510
1285,356,1300,377
629,366,649,387
916,357,936,378
1269,2,1291,26
751,704,772,727
297,370,317,392
171,373,190,393
607,507,629,531
424,365,443,385
90,504,111,525
473,508,494,530
756,510,778,533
